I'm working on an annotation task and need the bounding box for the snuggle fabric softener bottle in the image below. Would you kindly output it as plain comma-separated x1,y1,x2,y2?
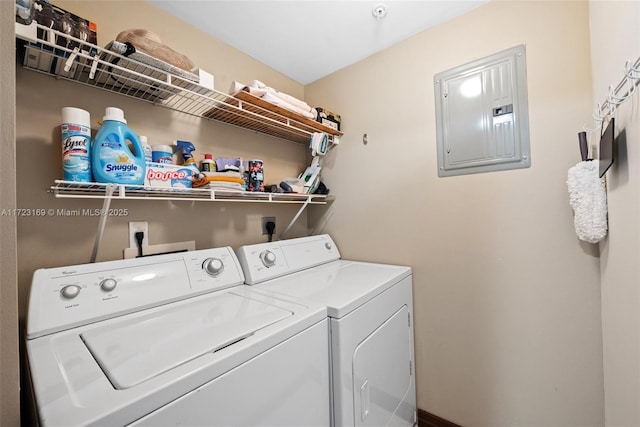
92,107,146,185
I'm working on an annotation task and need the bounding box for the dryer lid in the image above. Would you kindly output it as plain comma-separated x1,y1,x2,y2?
258,261,411,318
81,291,292,389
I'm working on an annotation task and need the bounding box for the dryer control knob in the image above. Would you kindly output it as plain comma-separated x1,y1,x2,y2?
260,250,277,268
100,278,117,292
203,257,224,276
325,242,332,250
60,284,81,299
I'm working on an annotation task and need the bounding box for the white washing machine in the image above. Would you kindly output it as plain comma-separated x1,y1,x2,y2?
236,235,417,427
25,247,331,427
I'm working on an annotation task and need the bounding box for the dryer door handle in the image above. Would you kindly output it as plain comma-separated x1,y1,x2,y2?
360,379,370,421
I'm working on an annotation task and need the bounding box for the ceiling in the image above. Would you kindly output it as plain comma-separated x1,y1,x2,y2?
148,0,488,85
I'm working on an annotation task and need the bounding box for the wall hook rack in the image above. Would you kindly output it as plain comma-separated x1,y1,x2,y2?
584,56,640,134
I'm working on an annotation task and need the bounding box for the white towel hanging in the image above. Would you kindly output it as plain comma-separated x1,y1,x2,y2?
567,161,608,243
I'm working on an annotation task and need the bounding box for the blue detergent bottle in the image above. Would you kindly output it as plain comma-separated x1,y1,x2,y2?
92,107,146,185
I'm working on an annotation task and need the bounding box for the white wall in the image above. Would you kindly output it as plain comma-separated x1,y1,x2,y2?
307,1,604,425
589,2,640,426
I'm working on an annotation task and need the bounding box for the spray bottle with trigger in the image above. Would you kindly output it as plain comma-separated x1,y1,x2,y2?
175,140,200,173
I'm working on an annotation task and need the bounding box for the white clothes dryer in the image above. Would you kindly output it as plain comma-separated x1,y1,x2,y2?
25,247,330,427
236,235,417,427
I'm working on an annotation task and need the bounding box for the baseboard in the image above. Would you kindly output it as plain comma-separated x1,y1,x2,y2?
417,408,462,427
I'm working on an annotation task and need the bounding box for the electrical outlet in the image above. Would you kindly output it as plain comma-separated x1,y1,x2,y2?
129,221,149,248
261,216,276,235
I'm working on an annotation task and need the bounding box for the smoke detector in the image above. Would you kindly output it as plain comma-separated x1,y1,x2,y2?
372,4,388,20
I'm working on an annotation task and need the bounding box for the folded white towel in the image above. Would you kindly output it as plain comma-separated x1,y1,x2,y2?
249,80,316,118
208,182,245,192
262,92,315,119
229,80,317,119
228,81,245,95
567,161,608,243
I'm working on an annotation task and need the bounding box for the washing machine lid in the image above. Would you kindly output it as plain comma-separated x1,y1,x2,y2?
81,292,292,389
257,261,411,318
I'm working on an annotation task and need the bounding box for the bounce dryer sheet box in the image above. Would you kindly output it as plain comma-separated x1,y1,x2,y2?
144,162,196,189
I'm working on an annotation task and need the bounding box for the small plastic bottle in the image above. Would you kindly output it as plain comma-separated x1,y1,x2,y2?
152,145,173,164
140,135,152,164
201,153,215,174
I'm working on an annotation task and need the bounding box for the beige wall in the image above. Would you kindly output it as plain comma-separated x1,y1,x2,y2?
307,1,604,425
1,1,20,425
589,2,640,426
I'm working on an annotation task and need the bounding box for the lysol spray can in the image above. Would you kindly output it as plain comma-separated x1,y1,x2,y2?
61,107,92,182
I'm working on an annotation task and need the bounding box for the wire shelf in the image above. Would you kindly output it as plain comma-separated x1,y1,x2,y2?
50,181,333,205
16,22,342,144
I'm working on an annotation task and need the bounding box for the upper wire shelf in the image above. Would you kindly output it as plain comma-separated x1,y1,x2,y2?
15,22,342,145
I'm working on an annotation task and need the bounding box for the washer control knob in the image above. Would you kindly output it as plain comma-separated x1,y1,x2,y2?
100,278,117,292
260,250,277,268
203,258,224,276
60,284,81,299
325,242,332,250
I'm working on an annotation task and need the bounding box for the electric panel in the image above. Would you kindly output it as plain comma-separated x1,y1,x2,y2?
434,44,530,177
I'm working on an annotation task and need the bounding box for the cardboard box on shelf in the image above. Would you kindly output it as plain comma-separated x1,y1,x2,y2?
196,69,214,91
315,107,341,131
17,1,98,75
29,1,98,50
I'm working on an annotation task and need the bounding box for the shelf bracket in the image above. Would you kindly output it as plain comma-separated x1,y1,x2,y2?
90,185,115,263
279,196,311,240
